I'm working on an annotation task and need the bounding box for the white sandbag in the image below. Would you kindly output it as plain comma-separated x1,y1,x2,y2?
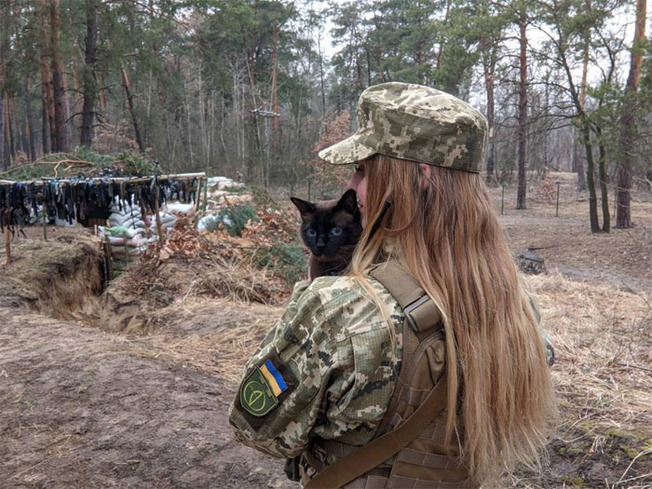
110,203,141,214
111,217,145,229
108,234,147,247
109,211,142,225
197,214,231,231
165,202,194,215
101,226,144,239
54,216,77,227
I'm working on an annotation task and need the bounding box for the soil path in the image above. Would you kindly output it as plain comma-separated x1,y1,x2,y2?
0,307,296,489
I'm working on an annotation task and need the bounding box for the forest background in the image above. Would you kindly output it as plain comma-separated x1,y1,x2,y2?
0,0,649,231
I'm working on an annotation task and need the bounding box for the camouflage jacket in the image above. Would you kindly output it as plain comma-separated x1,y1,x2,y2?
228,275,404,459
228,273,555,463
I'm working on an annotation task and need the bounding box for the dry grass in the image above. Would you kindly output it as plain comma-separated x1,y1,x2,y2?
196,255,288,304
145,318,275,384
507,273,652,488
101,268,651,487
528,272,651,426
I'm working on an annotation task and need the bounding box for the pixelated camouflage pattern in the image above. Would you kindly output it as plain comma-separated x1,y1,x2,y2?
319,83,488,173
228,275,404,459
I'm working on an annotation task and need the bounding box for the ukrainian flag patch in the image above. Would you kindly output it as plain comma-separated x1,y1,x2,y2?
260,360,288,396
240,359,288,417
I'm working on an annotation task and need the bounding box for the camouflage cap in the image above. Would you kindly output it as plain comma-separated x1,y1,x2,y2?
318,82,487,173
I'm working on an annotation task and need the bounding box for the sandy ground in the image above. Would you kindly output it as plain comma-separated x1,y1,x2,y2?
0,309,294,489
1,174,650,488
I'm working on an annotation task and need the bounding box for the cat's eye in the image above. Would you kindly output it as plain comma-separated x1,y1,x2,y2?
330,227,342,236
307,228,317,237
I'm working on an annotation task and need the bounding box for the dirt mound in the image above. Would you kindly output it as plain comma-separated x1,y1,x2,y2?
0,234,103,316
93,211,301,335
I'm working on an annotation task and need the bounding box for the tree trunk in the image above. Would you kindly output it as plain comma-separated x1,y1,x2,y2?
98,71,107,111
312,36,326,115
121,64,145,153
38,0,54,153
484,51,496,185
615,0,646,228
574,132,587,190
582,122,601,233
516,14,528,209
6,94,16,160
24,77,37,160
271,23,280,131
595,126,610,232
41,81,51,155
13,97,23,158
80,0,98,147
0,95,6,170
50,0,70,152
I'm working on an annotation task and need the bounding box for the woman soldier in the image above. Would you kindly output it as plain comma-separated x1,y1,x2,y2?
229,83,556,488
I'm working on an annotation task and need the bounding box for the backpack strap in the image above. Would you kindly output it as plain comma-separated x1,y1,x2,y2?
305,261,447,489
370,261,442,334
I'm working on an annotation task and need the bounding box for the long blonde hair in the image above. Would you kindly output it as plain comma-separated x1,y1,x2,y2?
350,155,557,482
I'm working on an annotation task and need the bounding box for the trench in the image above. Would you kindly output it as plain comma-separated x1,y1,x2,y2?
0,234,150,334
1,235,104,316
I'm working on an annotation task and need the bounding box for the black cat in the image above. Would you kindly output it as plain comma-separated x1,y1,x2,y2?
290,189,362,279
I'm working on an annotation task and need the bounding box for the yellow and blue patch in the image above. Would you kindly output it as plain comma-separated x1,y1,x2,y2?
260,360,288,396
240,359,289,417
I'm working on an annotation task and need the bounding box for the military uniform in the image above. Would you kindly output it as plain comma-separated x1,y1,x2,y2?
228,275,404,463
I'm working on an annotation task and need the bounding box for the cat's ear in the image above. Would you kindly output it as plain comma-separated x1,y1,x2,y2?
290,197,316,217
335,189,358,213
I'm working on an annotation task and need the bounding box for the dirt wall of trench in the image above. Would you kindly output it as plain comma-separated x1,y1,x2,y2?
0,235,104,317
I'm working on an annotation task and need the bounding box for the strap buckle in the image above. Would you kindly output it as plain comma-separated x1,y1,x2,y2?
404,295,430,332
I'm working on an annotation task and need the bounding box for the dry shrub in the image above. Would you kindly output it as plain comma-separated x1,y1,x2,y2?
532,176,558,204
299,112,354,197
93,122,140,154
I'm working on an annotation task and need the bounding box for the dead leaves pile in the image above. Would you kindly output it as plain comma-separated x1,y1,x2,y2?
148,217,216,263
122,203,304,305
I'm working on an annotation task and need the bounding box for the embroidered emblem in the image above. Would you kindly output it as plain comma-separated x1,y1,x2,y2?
240,360,288,417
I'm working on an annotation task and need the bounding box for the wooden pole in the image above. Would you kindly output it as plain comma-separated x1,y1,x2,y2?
0,172,206,186
123,231,129,267
555,182,560,217
4,226,10,265
195,177,203,212
103,238,113,282
154,185,165,247
43,208,48,241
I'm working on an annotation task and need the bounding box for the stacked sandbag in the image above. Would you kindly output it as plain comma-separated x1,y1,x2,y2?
100,204,152,273
204,176,250,214
109,203,147,231
152,211,176,232
165,201,195,216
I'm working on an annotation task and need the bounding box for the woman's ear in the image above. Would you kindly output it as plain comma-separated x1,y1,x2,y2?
419,163,433,190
